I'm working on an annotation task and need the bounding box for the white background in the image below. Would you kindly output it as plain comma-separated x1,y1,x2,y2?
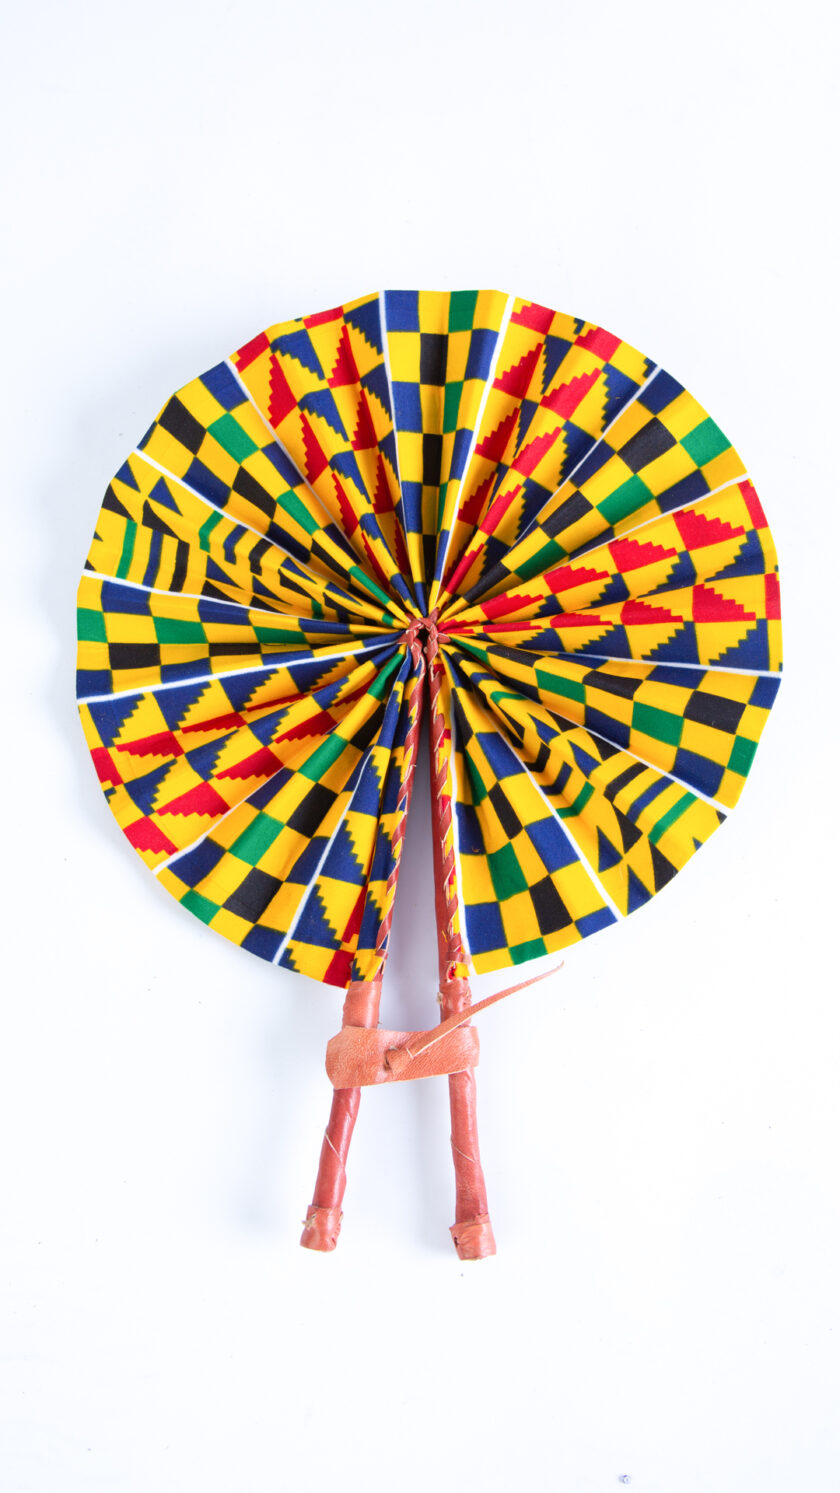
1,1,838,1489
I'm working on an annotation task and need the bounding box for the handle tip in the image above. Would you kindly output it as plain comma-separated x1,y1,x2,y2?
300,1205,343,1252
450,1214,496,1260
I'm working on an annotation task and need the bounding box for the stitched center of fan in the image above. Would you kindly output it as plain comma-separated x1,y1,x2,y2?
403,613,449,653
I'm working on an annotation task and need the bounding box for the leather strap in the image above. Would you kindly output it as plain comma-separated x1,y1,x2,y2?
324,965,561,1090
326,1024,479,1087
387,966,558,1072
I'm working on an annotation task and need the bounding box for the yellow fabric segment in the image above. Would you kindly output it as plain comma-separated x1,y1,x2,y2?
80,652,394,870
155,660,419,981
448,646,722,919
231,294,413,621
447,676,613,973
77,292,782,985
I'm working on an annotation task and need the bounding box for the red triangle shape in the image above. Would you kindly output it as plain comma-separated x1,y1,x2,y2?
475,408,518,463
268,359,297,426
511,425,560,477
159,782,229,818
122,730,184,760
456,473,495,528
541,368,599,418
91,747,122,786
692,584,756,622
331,471,358,535
300,413,329,481
125,819,177,856
511,301,554,334
608,537,677,572
328,324,360,387
674,507,745,551
182,711,246,735
324,949,354,986
340,886,367,943
574,326,621,360
371,453,394,514
494,344,541,399
351,391,378,451
620,598,680,625
740,479,768,530
219,746,282,781
549,611,608,629
546,562,609,594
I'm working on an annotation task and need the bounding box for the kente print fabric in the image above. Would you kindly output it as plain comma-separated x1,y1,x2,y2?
76,291,783,983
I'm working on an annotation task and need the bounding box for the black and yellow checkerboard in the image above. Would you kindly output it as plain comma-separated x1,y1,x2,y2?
77,292,782,985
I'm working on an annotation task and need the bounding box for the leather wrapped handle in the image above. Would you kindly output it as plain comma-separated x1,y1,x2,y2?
300,644,426,1253
326,1025,479,1087
300,979,382,1253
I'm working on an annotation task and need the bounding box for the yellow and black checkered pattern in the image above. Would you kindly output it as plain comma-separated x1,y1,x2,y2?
449,359,748,615
438,300,654,604
448,478,781,675
230,293,417,617
78,292,783,987
381,289,511,603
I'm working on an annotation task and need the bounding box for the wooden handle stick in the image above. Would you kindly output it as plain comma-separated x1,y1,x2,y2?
426,625,496,1260
300,641,425,1251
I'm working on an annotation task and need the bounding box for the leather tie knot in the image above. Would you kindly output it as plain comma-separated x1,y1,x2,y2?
401,611,450,660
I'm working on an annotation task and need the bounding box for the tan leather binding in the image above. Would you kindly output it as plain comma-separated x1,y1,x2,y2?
326,1024,479,1087
450,1214,496,1260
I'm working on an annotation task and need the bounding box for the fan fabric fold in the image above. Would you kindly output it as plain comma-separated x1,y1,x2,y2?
77,291,782,982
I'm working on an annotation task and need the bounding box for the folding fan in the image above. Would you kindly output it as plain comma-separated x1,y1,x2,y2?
76,291,782,1255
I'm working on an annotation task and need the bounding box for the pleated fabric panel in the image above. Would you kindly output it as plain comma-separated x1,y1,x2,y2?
77,292,782,983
